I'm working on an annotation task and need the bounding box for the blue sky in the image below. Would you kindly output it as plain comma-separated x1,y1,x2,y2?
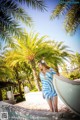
24,0,80,53
0,0,79,54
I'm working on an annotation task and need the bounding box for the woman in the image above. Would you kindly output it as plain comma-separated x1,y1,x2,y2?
38,60,58,112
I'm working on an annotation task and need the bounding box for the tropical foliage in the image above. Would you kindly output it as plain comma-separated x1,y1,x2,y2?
0,55,13,80
0,32,79,101
70,52,80,69
4,32,70,91
51,0,80,34
61,52,80,79
0,0,45,42
67,69,80,80
0,0,79,102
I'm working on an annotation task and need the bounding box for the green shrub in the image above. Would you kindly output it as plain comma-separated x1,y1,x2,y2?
31,86,38,92
16,95,25,103
67,70,80,80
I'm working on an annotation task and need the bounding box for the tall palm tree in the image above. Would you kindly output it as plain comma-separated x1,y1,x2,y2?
0,0,46,42
4,32,70,91
47,41,70,74
50,0,80,34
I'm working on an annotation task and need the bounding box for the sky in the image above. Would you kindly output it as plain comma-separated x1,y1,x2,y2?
23,0,80,53
0,0,79,54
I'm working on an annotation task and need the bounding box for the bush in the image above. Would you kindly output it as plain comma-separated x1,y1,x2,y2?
31,86,38,92
16,95,25,103
67,70,80,80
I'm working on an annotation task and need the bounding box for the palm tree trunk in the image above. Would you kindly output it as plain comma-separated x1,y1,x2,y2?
17,79,23,98
27,78,33,89
0,88,3,101
14,67,23,98
30,60,41,91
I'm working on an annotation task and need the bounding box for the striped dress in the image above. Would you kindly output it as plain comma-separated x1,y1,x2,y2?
40,68,57,99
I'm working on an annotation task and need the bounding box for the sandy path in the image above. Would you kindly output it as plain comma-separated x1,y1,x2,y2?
15,92,70,112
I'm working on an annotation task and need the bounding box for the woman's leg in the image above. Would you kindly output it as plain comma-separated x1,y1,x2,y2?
52,96,58,112
47,98,53,112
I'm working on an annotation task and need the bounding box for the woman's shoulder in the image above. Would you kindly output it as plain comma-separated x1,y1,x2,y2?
49,67,54,71
40,72,44,77
49,68,56,74
49,67,53,70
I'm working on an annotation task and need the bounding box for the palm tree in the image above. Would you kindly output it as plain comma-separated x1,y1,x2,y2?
47,41,70,74
0,56,13,80
12,62,33,98
21,63,34,90
50,0,80,34
4,32,70,91
0,55,14,100
0,0,46,42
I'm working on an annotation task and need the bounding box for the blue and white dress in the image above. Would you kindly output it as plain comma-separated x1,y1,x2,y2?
40,68,57,99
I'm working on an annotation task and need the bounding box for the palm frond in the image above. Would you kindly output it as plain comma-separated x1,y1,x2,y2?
0,1,33,26
18,0,46,11
4,32,71,75
50,0,80,34
0,0,33,43
0,0,46,43
64,5,80,33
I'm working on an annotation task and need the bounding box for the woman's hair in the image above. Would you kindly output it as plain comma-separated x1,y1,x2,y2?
39,60,50,69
